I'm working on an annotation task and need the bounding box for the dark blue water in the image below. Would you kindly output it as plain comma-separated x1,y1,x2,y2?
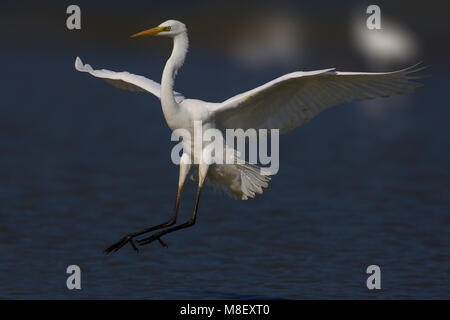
0,51,449,299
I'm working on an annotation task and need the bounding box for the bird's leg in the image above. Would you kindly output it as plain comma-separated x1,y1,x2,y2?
137,162,209,247
104,159,191,254
103,190,181,254
137,184,202,246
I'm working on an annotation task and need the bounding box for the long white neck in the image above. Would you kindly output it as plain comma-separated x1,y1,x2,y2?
160,32,189,126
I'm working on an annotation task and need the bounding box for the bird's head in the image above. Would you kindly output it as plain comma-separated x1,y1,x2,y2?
131,20,187,38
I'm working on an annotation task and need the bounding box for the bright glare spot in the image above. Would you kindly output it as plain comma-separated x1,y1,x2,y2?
352,19,418,66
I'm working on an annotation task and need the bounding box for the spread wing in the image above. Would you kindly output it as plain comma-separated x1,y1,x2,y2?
212,63,426,133
74,57,185,103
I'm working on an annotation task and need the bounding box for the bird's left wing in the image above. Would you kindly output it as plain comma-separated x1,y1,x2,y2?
74,57,185,103
212,64,425,134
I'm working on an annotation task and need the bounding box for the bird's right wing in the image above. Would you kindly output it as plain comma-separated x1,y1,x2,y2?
212,64,425,134
74,57,185,103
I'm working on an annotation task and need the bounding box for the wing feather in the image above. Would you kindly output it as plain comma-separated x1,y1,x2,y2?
74,57,185,103
213,64,426,134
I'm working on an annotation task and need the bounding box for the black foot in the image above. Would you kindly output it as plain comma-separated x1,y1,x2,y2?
137,234,168,247
104,234,139,254
157,237,168,247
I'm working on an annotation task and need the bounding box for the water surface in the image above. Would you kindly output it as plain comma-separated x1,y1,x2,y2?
0,52,449,299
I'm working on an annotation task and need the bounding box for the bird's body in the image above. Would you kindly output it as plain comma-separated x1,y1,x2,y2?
75,20,425,253
170,97,270,200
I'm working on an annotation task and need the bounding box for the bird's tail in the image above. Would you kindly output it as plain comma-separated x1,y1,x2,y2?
236,163,271,200
191,162,271,200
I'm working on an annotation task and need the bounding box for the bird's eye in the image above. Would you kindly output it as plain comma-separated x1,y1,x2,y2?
162,26,171,31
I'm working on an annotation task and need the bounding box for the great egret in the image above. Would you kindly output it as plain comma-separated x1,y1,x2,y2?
75,20,425,253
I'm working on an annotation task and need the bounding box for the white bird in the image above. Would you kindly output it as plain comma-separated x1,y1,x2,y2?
75,20,425,253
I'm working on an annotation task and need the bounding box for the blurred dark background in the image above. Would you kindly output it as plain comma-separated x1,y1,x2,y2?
0,0,449,299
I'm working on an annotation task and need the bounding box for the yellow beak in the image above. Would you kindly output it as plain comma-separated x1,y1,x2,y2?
130,26,163,38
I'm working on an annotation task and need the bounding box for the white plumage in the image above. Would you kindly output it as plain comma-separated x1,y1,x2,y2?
214,66,424,134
